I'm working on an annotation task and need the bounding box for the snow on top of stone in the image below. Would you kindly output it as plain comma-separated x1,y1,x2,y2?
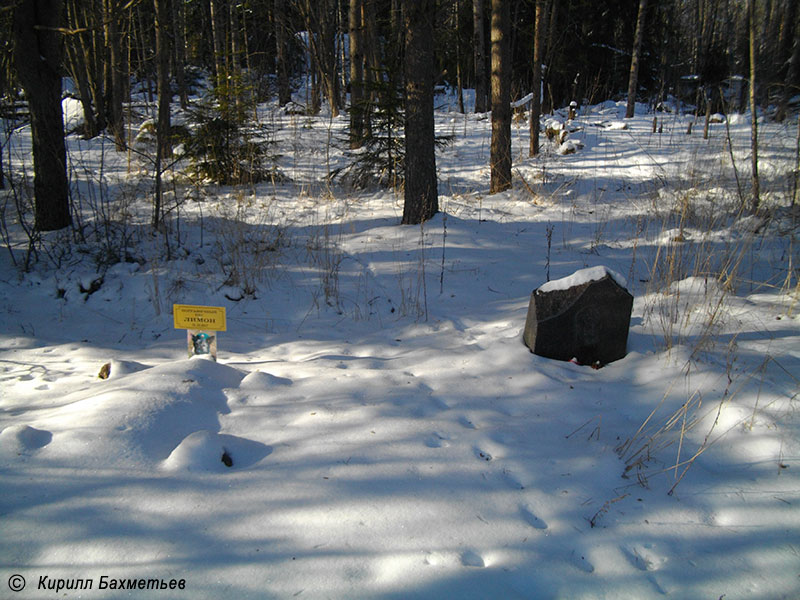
538,265,627,293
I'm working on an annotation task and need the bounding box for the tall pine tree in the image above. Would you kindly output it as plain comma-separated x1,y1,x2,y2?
489,0,511,193
402,0,438,224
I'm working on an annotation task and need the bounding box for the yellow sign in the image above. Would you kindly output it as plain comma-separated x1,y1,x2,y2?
173,304,227,331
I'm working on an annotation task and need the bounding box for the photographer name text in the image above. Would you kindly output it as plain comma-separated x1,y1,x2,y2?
36,575,186,593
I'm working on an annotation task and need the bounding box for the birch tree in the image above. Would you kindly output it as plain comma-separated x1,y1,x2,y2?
625,0,648,119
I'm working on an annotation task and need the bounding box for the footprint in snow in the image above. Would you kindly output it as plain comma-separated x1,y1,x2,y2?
424,433,451,448
502,468,525,490
624,543,667,572
569,549,595,573
519,504,548,529
474,447,492,461
458,415,478,429
460,550,486,568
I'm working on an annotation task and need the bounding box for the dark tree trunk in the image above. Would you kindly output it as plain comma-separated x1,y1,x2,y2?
300,0,339,116
104,0,126,150
13,0,71,231
542,0,558,113
748,0,760,212
154,0,171,228
275,0,291,106
776,4,799,122
489,0,511,194
402,0,438,225
529,0,544,157
625,0,647,119
63,1,100,138
473,0,488,113
210,0,227,94
455,0,465,114
173,0,188,109
320,0,340,117
349,0,366,147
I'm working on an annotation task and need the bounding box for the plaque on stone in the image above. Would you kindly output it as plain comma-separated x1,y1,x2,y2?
523,266,633,366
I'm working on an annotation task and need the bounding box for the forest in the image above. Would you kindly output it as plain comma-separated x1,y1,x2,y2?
1,2,800,598
2,0,799,237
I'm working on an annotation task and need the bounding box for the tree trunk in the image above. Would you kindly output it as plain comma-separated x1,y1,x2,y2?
473,0,488,112
748,0,760,213
320,0,340,117
362,0,380,138
625,0,647,119
104,0,126,150
776,9,799,122
275,0,291,106
300,0,339,116
542,0,558,113
13,0,71,231
529,0,544,157
489,0,511,194
338,0,349,108
210,0,227,95
402,0,438,225
64,0,100,137
455,0,465,114
229,1,245,114
153,0,171,228
349,0,366,147
173,0,188,109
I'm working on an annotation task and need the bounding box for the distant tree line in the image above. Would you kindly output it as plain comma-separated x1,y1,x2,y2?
1,0,798,231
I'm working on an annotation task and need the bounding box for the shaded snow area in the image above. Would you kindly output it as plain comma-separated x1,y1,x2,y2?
1,97,799,599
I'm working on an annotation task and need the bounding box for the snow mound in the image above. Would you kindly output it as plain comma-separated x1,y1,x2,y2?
33,358,247,466
162,430,272,473
0,424,52,457
538,265,628,293
239,370,293,389
103,358,149,379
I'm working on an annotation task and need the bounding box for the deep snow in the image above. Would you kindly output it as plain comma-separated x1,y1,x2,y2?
1,92,799,599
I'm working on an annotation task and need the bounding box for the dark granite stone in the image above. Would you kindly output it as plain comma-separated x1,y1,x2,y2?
523,271,633,366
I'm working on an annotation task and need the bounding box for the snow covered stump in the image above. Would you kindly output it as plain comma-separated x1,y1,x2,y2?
523,266,633,367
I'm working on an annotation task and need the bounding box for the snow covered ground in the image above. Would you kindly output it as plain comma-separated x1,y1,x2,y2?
1,94,799,599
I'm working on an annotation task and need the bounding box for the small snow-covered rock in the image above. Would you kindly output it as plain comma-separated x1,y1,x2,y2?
62,97,85,133
162,430,272,473
97,359,149,380
557,139,584,155
545,118,567,143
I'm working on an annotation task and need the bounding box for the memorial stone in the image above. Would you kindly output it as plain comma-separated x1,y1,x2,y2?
523,266,633,366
